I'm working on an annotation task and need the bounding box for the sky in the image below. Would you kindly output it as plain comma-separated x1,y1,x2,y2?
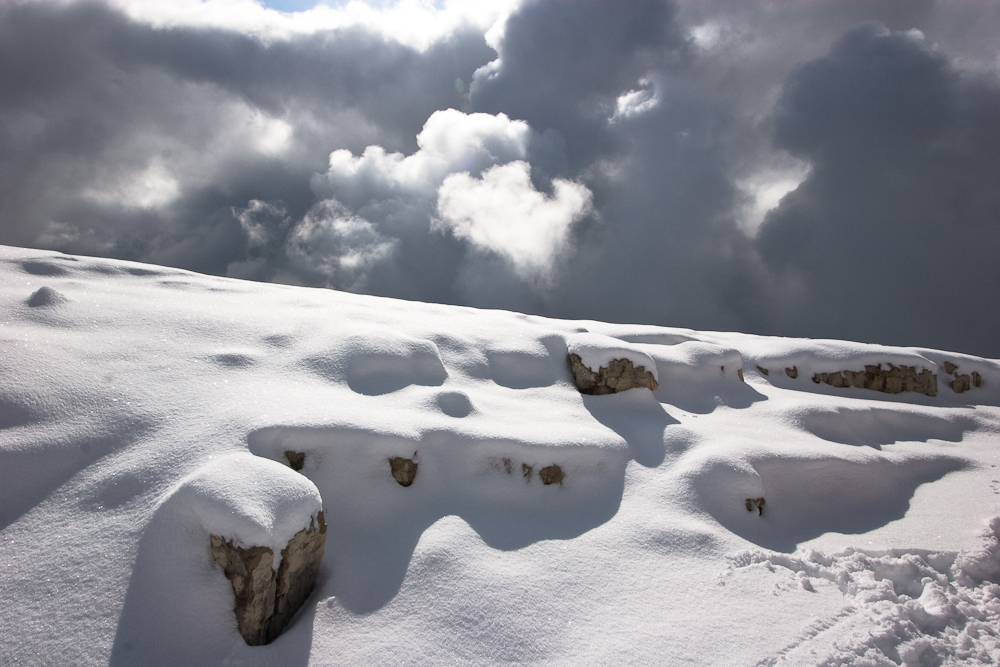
1,0,999,357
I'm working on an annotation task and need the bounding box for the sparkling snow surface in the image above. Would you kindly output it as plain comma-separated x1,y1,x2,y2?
2,245,1000,666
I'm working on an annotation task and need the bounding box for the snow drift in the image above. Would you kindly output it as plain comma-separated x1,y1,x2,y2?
1,245,999,666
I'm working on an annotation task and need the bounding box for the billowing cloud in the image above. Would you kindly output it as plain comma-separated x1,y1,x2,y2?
435,161,592,281
756,23,1000,355
1,0,999,356
226,108,582,300
282,199,397,291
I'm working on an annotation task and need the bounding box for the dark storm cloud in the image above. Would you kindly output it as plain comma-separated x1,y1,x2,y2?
1,0,999,357
469,0,689,169
0,0,493,274
757,23,1000,356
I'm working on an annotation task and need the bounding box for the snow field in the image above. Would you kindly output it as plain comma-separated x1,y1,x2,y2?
2,244,1000,665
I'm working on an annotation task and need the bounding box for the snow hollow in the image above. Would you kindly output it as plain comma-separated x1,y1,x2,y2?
2,245,1000,666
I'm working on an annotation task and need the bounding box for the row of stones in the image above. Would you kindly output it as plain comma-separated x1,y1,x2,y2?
754,362,983,397
212,446,569,645
387,453,565,487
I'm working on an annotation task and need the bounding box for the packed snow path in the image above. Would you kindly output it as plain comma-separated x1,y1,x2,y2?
1,245,999,666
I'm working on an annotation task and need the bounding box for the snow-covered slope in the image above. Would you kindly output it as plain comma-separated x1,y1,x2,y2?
2,244,999,666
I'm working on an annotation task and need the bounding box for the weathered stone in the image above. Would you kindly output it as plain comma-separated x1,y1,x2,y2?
944,362,958,374
813,363,937,397
211,512,327,646
951,374,971,393
389,456,418,486
756,365,769,376
522,463,533,479
785,366,798,379
851,371,866,388
567,354,658,395
738,368,745,382
284,450,305,471
744,497,765,516
972,371,983,388
538,464,564,486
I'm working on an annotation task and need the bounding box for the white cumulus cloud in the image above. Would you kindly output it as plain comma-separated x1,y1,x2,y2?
435,161,591,280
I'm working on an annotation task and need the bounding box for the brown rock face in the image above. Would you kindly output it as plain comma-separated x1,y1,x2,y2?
284,450,305,471
941,362,983,393
811,364,937,397
567,354,658,395
951,374,971,394
538,464,564,486
744,497,765,516
389,456,418,486
211,512,327,646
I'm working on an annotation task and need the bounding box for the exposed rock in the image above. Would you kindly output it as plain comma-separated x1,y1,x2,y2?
785,366,798,379
951,374,971,394
737,368,744,382
972,371,983,388
944,361,958,374
539,464,564,486
284,450,305,471
811,364,937,397
211,512,327,646
389,455,418,487
522,463,533,479
27,286,68,307
756,365,769,376
745,497,765,516
567,354,658,395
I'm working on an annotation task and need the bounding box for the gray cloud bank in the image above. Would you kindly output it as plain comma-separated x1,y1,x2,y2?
2,0,999,357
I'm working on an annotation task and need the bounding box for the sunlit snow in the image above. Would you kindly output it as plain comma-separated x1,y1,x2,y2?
2,244,999,666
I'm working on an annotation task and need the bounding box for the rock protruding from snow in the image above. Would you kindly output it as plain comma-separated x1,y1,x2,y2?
284,450,305,471
389,455,418,486
812,363,938,396
538,464,564,485
565,332,659,395
211,512,327,646
27,285,68,307
945,362,983,394
567,354,658,395
168,453,325,645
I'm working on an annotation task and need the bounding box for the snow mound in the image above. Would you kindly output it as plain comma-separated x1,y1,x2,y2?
303,328,448,395
27,285,68,307
793,404,975,447
566,331,659,381
168,452,323,557
2,245,1000,665
686,451,969,552
110,453,323,665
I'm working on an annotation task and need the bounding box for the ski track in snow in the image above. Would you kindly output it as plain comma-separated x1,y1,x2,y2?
2,245,1000,665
